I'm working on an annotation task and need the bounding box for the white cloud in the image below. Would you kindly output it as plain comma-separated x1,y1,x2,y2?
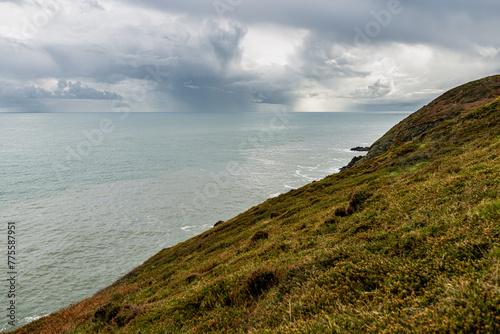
241,24,307,67
476,45,499,58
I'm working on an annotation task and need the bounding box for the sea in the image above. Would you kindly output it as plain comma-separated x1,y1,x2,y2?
0,110,409,330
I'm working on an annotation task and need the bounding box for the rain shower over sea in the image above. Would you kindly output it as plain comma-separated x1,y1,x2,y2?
0,110,408,329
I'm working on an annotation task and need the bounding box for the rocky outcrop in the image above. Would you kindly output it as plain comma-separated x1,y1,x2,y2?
339,155,364,171
350,146,370,152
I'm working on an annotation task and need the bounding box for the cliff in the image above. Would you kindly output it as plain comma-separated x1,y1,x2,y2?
352,75,500,167
12,75,500,333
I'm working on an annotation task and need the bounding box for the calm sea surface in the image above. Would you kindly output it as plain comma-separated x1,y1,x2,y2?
0,111,409,329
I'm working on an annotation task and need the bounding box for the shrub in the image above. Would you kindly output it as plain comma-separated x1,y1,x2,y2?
93,303,121,324
345,204,355,216
185,273,199,283
348,190,372,210
334,206,347,217
245,266,279,298
250,230,269,242
270,212,280,218
113,305,141,327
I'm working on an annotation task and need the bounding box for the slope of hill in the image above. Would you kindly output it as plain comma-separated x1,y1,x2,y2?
351,74,500,168
12,75,500,333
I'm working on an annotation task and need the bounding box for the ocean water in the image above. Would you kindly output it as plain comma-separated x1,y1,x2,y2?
0,111,409,330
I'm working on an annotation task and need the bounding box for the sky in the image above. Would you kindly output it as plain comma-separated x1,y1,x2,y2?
0,0,499,112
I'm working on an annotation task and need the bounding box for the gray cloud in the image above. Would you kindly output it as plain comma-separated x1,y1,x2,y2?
124,0,500,48
55,80,121,100
0,79,121,111
0,0,499,112
207,21,247,68
352,79,393,99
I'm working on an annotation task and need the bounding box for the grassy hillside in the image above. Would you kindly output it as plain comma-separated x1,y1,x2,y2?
13,75,500,333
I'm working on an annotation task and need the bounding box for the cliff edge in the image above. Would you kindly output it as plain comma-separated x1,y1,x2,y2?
351,74,500,167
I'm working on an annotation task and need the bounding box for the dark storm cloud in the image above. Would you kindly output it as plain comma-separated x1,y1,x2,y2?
294,32,371,82
1,0,499,112
124,0,500,48
117,0,500,110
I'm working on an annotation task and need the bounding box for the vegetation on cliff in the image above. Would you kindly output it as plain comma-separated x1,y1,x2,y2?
13,75,500,333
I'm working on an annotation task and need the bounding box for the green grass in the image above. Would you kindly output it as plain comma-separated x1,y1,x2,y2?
11,75,500,333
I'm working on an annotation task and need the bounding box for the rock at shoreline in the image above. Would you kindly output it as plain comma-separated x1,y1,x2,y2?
350,146,370,152
340,146,370,171
339,155,364,171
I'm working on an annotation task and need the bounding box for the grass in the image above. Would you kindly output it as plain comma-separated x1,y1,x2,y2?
10,75,500,333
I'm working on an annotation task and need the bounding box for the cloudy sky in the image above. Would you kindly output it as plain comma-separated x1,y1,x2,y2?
1,0,499,112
